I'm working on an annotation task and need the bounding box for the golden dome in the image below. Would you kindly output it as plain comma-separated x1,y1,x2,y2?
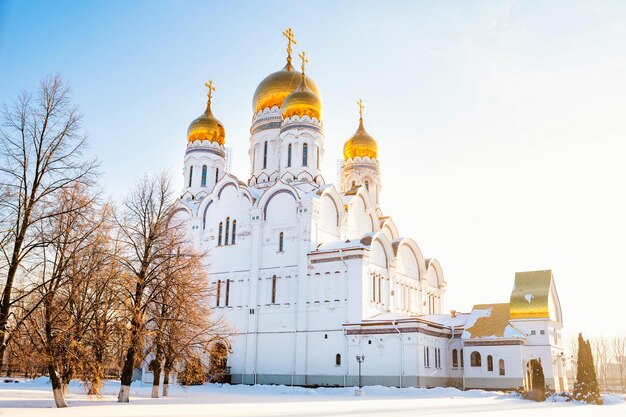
252,63,320,113
281,76,322,121
187,81,225,145
343,100,378,160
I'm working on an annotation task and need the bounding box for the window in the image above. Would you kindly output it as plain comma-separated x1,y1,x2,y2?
335,354,341,366
377,275,382,304
531,330,536,335
201,165,207,187
452,349,458,368
316,148,320,168
188,166,193,187
215,168,219,184
287,144,292,167
499,359,505,376
225,217,230,245
302,143,308,166
271,275,277,304
424,347,430,368
231,220,237,244
470,351,481,367
365,180,369,191
216,280,222,307
225,280,230,307
460,349,464,368
434,348,440,369
372,275,376,302
263,141,268,169
487,355,493,372
278,232,284,252
540,330,545,335
218,222,223,246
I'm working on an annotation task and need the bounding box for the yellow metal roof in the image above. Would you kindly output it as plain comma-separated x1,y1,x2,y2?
462,303,524,339
509,270,553,320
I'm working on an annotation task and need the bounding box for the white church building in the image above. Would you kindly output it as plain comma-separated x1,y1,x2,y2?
172,30,569,391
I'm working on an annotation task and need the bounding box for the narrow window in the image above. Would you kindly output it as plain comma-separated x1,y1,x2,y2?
426,347,430,368
471,351,481,367
377,275,381,304
452,349,458,368
188,166,193,187
335,354,341,366
365,180,369,191
499,359,505,376
225,217,230,245
231,220,237,244
460,349,464,368
302,143,308,166
263,141,268,169
487,355,493,372
316,147,320,168
287,143,292,167
225,279,230,306
215,168,219,184
278,232,284,252
218,222,223,246
271,275,277,304
216,280,221,307
201,165,207,187
372,275,376,302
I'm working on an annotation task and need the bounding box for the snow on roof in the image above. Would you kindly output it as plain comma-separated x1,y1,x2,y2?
316,238,368,252
418,313,469,328
461,303,524,340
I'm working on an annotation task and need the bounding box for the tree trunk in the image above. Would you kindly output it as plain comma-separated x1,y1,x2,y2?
118,345,135,402
48,364,67,408
151,358,162,398
162,357,171,397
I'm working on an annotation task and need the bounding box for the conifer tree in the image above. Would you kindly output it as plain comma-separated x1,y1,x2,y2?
573,333,603,404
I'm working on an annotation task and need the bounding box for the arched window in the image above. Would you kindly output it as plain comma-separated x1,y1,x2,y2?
470,351,481,367
201,165,207,187
263,141,268,169
278,232,284,252
188,166,193,187
271,275,277,304
335,354,341,366
452,349,458,368
216,280,221,307
302,143,308,166
499,359,505,376
287,143,292,167
460,349,464,368
215,167,219,184
217,222,223,246
372,275,376,302
225,217,230,245
231,220,237,244
225,279,230,307
365,180,369,191
487,355,494,372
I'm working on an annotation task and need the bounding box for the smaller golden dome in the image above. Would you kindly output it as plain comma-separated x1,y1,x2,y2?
281,51,322,121
253,63,320,113
343,100,378,160
187,81,225,145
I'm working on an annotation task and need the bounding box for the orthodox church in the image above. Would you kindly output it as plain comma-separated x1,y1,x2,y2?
171,29,568,391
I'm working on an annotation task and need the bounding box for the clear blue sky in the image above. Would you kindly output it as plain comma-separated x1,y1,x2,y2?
1,0,625,339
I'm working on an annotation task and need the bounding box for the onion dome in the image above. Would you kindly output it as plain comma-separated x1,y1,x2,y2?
187,80,225,145
343,99,378,160
281,51,322,121
252,28,320,113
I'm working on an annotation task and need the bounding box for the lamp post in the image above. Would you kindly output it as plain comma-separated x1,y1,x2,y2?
356,354,365,389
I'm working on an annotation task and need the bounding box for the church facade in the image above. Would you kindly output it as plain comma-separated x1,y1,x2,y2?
172,30,568,391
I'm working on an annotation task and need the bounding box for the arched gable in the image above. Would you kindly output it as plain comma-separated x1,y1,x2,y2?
395,238,426,281
381,218,399,241
425,258,445,288
369,232,394,269
256,181,300,220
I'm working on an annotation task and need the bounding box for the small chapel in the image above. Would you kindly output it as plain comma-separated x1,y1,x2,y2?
170,29,569,391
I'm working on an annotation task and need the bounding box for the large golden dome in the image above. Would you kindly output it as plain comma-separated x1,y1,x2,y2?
344,103,378,160
252,63,320,113
187,81,225,145
281,76,322,121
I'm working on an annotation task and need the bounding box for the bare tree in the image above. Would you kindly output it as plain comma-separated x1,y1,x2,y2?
115,172,179,403
0,76,96,369
591,336,611,391
611,335,626,392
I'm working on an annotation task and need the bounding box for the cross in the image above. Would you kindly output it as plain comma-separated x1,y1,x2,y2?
299,50,308,75
282,27,297,65
357,98,364,120
204,80,215,103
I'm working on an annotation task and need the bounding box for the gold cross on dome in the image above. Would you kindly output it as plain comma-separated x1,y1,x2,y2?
204,80,215,103
299,50,308,74
357,98,364,120
282,27,297,65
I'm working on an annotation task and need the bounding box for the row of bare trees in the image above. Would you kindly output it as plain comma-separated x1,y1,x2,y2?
568,334,626,392
0,77,228,408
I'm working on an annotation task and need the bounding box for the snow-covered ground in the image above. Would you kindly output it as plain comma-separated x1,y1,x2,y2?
0,378,623,417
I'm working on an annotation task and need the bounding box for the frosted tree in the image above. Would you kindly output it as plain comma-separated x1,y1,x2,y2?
573,333,603,404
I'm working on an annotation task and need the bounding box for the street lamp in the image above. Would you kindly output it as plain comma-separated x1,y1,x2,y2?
356,354,365,389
